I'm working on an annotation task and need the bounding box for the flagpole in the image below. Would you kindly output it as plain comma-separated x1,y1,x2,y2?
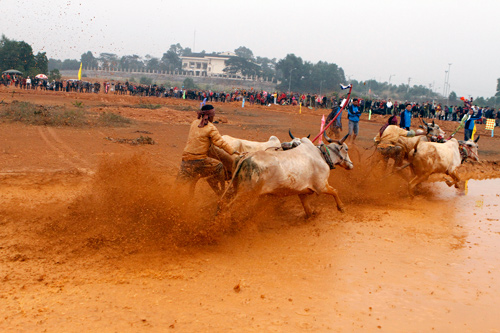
311,84,352,143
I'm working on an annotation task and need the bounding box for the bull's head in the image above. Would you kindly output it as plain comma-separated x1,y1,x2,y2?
466,135,480,162
420,117,445,137
288,129,311,140
323,132,353,170
284,129,310,149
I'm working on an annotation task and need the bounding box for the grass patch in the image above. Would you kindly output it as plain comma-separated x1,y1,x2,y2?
169,105,196,112
137,102,162,110
97,112,132,127
0,101,132,128
0,101,87,126
72,100,84,108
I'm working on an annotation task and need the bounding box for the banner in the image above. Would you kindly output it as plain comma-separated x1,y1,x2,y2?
485,119,495,130
77,62,82,80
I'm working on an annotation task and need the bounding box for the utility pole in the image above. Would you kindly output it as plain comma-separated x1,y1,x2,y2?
288,68,296,93
388,74,395,84
445,63,452,98
193,30,196,52
442,70,448,97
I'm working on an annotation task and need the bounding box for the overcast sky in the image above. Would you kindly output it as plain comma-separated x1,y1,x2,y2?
1,0,499,98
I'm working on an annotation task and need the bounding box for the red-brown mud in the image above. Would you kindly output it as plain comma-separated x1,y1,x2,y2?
1,86,500,331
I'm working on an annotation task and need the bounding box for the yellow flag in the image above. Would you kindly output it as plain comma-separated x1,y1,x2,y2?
471,123,476,140
299,102,302,114
78,62,82,80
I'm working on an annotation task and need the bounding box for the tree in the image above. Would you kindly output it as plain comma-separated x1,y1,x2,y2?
120,54,144,70
145,55,160,71
161,43,183,71
139,76,153,85
48,58,62,71
98,53,118,69
496,78,500,97
275,54,304,92
0,35,49,76
234,46,253,60
449,91,457,102
81,51,98,68
60,59,80,70
183,77,197,89
0,35,34,73
32,52,48,74
223,57,261,77
256,56,276,80
49,69,61,81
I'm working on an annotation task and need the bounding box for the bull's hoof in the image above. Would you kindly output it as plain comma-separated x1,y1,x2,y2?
337,206,345,213
305,210,318,219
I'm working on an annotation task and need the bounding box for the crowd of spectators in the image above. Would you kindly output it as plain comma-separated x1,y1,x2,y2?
2,73,499,127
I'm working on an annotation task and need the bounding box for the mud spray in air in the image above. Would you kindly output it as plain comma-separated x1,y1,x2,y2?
43,154,242,254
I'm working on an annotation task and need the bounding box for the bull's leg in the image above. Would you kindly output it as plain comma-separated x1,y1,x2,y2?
408,173,430,197
445,169,461,188
324,184,345,213
298,194,315,218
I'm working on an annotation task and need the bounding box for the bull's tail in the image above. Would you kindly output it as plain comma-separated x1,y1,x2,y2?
219,153,248,202
413,136,424,155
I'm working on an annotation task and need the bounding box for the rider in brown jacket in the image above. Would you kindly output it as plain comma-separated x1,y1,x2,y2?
177,105,239,196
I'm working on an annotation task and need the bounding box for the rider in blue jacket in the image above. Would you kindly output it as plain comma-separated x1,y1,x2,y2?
347,98,361,143
462,108,482,141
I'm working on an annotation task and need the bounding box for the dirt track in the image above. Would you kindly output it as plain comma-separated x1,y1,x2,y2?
1,86,500,331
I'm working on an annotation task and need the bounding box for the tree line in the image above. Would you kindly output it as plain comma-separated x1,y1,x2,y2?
2,34,498,104
0,35,48,76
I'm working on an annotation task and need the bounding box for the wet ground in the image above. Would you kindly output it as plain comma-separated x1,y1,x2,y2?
1,86,500,331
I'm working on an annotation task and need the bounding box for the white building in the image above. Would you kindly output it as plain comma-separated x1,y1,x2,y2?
180,52,237,77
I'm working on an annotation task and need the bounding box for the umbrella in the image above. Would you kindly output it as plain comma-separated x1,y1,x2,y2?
35,74,48,79
2,69,23,75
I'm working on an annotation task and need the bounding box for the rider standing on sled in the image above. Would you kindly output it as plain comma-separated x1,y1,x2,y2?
325,100,343,139
177,105,239,196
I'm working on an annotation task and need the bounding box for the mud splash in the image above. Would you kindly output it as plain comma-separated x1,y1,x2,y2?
44,154,232,254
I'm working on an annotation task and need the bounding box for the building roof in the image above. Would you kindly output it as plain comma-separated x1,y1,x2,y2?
181,52,235,60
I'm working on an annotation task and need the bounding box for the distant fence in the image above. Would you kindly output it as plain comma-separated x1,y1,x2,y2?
60,68,278,90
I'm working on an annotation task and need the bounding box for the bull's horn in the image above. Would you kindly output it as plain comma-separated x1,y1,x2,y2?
474,135,480,143
289,129,296,140
432,120,435,126
339,133,349,145
323,131,334,143
420,117,428,127
307,134,311,139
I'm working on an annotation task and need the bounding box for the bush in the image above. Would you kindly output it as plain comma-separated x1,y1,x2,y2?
137,102,161,109
0,101,86,126
183,77,197,89
97,112,132,127
139,76,153,85
0,101,132,128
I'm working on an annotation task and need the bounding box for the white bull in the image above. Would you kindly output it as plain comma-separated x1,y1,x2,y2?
398,119,446,158
220,135,353,217
208,135,282,179
408,138,462,196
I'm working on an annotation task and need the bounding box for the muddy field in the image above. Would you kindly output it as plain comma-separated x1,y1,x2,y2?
1,86,500,332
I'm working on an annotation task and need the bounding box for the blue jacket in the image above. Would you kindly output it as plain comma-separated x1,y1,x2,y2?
347,104,361,122
464,110,482,130
400,109,412,128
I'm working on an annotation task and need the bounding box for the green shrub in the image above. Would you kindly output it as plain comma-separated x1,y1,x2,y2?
0,101,132,128
97,112,132,127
